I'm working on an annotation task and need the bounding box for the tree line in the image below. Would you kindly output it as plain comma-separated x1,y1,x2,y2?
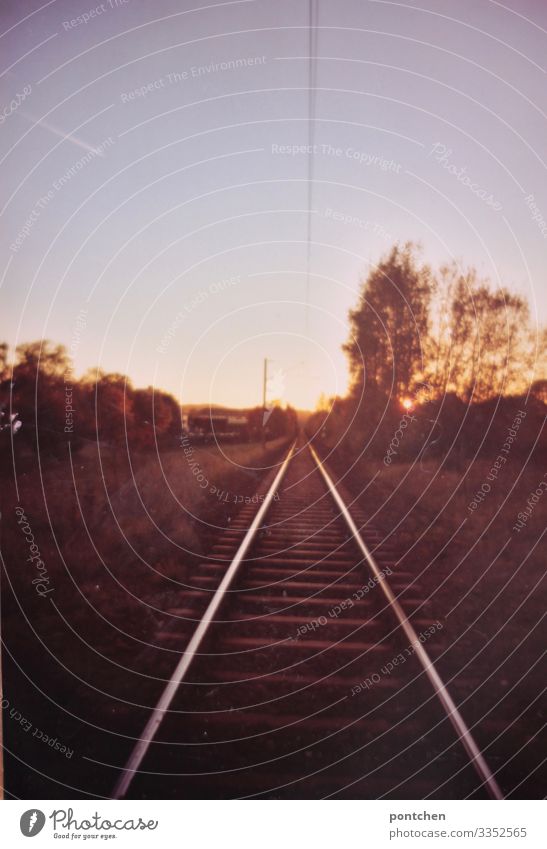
343,242,545,404
0,340,295,459
311,242,546,464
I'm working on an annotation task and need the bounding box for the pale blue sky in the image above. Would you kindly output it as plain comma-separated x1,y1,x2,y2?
2,0,546,407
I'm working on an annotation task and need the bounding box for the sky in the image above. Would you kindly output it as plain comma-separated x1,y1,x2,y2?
1,0,546,409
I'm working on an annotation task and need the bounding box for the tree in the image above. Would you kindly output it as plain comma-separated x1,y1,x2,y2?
7,341,72,452
14,340,70,379
0,342,8,380
132,387,180,449
343,243,432,399
82,370,135,445
430,264,534,401
531,379,547,404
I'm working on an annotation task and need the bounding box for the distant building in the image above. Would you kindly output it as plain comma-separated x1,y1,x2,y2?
183,409,250,441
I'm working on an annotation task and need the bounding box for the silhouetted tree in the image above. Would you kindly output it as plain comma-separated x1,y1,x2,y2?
429,263,535,401
80,370,134,445
343,243,432,399
6,341,72,453
132,387,180,449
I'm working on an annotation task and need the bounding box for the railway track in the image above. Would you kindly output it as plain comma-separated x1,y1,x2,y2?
112,439,503,800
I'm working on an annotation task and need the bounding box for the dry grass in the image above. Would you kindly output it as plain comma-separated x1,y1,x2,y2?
2,432,293,797
4,436,291,661
331,450,546,631
326,447,546,794
356,457,544,576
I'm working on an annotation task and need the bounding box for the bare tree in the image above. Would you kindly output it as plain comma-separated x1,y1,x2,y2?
433,267,533,401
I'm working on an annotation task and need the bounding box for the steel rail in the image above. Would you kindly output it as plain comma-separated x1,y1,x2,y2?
308,442,504,800
112,440,297,799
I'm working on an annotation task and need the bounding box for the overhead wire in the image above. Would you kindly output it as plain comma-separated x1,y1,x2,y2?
305,0,318,336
